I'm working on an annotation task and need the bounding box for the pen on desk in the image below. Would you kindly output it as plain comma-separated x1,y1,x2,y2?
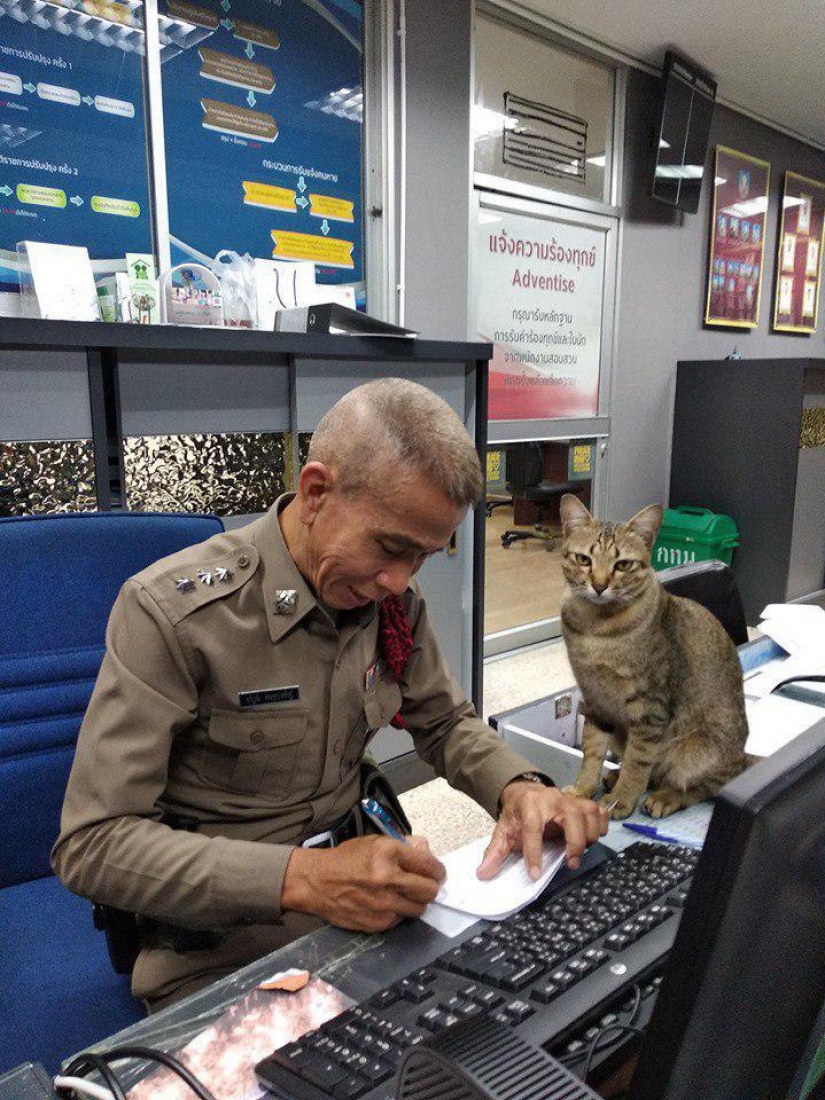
622,822,703,849
360,797,408,842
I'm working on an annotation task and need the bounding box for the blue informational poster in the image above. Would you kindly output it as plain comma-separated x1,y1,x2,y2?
0,0,154,293
159,0,363,290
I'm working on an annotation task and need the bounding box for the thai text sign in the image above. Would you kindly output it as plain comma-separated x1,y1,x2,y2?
477,207,606,420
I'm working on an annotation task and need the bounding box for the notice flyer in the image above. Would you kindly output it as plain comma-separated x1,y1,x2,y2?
476,204,606,421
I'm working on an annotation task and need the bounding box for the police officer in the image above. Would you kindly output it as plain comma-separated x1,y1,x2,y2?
53,379,607,1010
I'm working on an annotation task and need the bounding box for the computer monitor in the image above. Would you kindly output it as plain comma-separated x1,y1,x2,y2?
631,719,825,1100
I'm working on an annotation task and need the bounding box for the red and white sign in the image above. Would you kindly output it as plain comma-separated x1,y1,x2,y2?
476,207,606,421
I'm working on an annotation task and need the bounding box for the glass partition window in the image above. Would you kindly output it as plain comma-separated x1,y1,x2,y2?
484,438,595,637
474,10,614,204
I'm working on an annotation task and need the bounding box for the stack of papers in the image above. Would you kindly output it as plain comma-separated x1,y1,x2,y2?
745,694,825,757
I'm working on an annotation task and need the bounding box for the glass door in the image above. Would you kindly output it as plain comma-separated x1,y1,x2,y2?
472,191,617,655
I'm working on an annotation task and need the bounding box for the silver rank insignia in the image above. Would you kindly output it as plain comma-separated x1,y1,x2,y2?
275,589,298,615
176,577,196,593
196,568,214,586
214,566,233,583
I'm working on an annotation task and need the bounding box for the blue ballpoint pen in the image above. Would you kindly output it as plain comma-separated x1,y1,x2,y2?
622,822,703,849
360,797,408,842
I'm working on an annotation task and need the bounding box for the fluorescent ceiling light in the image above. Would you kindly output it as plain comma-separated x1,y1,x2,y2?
721,197,769,218
659,138,670,149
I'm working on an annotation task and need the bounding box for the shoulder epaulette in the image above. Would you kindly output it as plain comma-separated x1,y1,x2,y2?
144,544,260,625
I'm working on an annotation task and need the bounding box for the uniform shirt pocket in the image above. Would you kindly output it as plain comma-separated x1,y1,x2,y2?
201,707,308,797
363,680,404,732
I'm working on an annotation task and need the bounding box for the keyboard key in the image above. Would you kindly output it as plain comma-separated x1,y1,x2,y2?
605,932,630,951
550,968,577,990
531,980,560,1004
398,980,432,1003
369,988,400,1010
501,961,545,991
505,998,535,1023
332,1077,369,1100
583,948,609,967
297,1054,348,1090
359,1060,394,1086
568,958,594,977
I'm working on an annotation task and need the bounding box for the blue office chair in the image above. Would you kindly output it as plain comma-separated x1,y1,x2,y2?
0,511,224,1073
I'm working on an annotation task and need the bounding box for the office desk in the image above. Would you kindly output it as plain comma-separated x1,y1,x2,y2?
59,845,609,1095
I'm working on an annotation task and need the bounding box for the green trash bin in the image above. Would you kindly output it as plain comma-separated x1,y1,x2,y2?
651,506,739,571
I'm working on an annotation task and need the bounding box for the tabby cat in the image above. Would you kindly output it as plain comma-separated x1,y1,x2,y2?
558,494,751,820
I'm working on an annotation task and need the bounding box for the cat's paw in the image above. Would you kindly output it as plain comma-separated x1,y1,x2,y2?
600,791,637,819
643,789,684,818
561,784,597,800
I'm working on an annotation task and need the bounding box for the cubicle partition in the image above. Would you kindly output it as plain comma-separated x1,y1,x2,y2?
0,320,491,781
670,358,825,622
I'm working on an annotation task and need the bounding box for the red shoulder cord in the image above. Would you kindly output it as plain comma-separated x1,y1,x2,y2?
377,594,413,729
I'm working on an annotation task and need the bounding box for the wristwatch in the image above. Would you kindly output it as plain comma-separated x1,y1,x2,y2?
498,771,554,815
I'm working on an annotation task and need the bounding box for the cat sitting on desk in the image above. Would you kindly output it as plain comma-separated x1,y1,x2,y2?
558,494,752,820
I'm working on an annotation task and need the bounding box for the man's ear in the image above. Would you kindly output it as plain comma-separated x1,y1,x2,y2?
559,493,593,537
626,503,664,549
296,461,335,525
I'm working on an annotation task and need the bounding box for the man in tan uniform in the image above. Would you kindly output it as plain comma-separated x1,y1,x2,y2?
53,379,607,1010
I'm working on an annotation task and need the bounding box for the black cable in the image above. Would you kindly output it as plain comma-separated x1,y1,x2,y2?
60,1054,127,1100
557,983,644,1070
94,1047,219,1100
62,1046,218,1100
581,1023,646,1083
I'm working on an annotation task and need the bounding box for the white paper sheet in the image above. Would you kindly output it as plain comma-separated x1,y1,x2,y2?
433,833,567,920
758,604,825,657
419,903,480,937
744,694,825,757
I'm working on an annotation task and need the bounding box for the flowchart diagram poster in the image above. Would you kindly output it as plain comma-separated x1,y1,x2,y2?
0,0,154,290
160,0,363,287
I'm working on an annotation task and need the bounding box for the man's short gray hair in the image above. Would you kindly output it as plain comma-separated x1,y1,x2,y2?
307,378,483,509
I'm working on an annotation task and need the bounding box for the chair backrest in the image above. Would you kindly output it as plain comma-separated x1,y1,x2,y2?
657,559,749,646
0,511,224,888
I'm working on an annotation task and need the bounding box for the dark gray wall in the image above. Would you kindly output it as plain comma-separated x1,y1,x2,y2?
403,0,472,339
610,68,825,521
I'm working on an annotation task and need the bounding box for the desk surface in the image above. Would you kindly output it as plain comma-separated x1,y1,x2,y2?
73,845,614,1092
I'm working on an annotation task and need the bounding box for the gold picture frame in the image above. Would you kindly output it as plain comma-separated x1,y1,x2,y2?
705,146,771,328
772,170,825,334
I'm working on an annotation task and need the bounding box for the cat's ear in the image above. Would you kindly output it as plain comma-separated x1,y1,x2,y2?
560,493,593,536
626,504,664,548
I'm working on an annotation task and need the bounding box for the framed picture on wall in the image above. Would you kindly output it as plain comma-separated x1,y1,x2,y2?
705,147,770,328
772,171,825,334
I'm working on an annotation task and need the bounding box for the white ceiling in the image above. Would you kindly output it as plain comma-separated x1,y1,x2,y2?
517,0,825,150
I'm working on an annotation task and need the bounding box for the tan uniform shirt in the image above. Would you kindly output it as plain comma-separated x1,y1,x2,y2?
52,496,538,1004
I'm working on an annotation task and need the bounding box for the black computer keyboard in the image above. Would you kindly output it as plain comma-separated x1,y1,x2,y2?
256,842,698,1100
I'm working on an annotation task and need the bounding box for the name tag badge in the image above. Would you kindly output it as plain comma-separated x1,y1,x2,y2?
365,659,386,693
238,686,300,708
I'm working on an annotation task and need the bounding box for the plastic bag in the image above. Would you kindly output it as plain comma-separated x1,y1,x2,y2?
211,249,257,328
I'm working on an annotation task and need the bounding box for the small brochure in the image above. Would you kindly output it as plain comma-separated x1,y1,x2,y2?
17,241,100,321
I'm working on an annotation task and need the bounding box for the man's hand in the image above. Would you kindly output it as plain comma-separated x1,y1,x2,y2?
477,781,608,881
282,834,445,933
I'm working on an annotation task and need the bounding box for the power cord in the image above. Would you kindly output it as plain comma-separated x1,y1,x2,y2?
58,1046,218,1100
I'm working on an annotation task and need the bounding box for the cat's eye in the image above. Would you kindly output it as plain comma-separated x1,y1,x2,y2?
574,552,591,566
614,559,635,572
